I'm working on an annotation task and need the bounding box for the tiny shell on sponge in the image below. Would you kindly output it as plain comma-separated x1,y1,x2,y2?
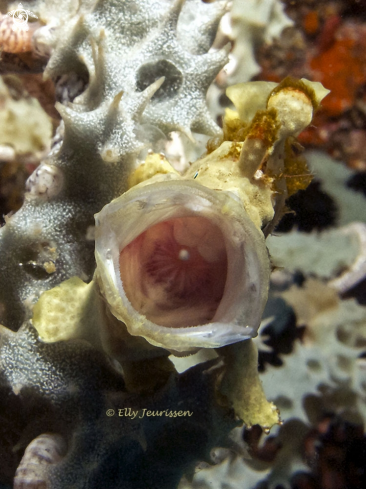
0,15,40,53
95,180,270,353
14,433,67,488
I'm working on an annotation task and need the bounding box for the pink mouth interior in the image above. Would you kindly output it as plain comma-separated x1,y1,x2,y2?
119,216,228,328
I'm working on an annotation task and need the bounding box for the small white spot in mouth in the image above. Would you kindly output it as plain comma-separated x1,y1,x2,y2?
119,217,228,328
178,249,190,261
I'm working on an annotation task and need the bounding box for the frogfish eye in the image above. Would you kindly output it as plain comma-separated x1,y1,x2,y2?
95,180,270,353
119,216,228,328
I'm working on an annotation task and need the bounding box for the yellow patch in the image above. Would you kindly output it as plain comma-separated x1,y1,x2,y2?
32,276,102,343
128,153,179,189
218,340,281,430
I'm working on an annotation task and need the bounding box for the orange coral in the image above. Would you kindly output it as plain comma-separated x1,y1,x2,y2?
310,23,366,117
303,11,319,36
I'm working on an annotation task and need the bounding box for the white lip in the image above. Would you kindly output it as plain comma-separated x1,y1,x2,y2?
95,180,270,353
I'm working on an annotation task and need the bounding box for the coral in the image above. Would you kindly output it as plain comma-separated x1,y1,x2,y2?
268,222,366,294
256,0,366,171
309,21,366,117
306,151,366,226
0,75,52,156
267,225,361,283
0,74,53,220
224,0,293,84
262,279,366,424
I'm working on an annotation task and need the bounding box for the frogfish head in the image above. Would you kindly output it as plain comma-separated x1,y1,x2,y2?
95,180,270,353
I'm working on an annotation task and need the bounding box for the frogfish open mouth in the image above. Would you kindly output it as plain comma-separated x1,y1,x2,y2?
119,215,228,328
95,180,270,353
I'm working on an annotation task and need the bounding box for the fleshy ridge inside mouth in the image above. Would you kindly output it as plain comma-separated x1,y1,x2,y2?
119,216,228,328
